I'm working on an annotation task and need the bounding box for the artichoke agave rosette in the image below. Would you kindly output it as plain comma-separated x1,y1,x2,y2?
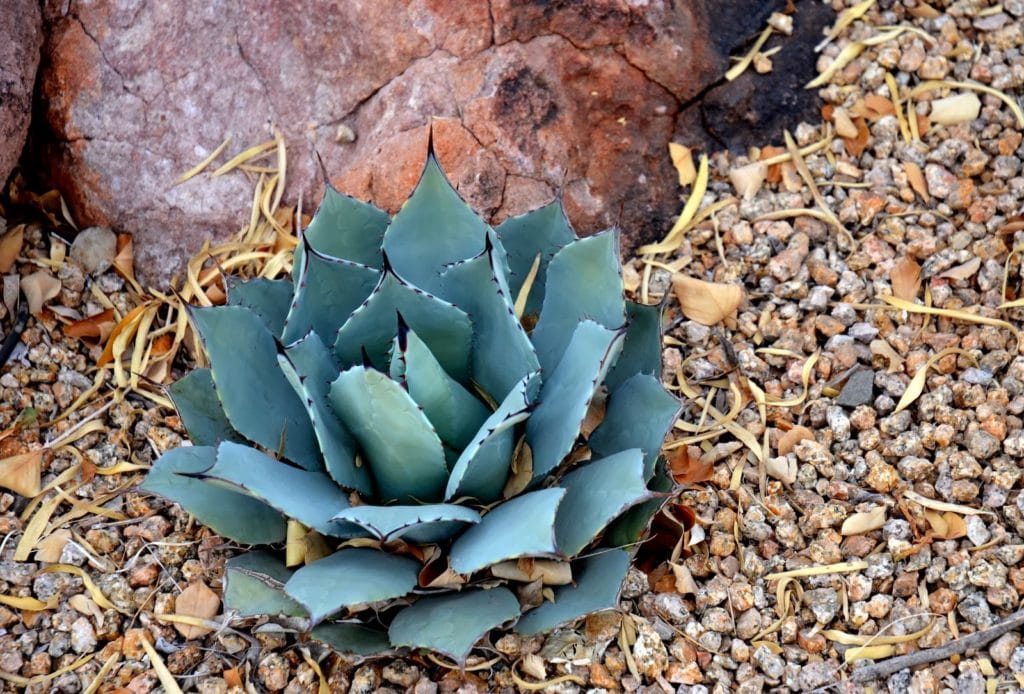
142,149,681,662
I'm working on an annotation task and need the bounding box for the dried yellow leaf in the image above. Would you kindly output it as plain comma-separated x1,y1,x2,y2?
894,347,976,413
904,489,993,516
140,636,184,694
672,275,743,326
765,560,868,581
845,644,896,663
824,619,933,645
177,136,232,183
726,25,773,81
841,506,887,535
817,0,875,51
905,162,929,202
807,42,865,88
668,143,696,186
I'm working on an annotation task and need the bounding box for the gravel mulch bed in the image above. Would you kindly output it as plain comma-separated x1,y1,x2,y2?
3,0,1024,692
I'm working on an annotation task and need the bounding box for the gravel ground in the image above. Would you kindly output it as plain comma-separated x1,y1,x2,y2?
3,0,1024,692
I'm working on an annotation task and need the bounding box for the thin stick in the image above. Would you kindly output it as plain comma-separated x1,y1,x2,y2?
850,608,1024,682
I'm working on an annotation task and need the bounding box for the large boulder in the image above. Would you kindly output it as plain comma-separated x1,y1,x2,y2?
0,0,43,187
39,0,794,286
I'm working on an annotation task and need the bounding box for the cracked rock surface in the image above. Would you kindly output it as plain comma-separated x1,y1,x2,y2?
0,0,43,186
38,0,811,286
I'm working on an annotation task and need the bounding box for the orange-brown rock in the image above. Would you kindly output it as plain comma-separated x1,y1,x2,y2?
0,0,42,185
39,0,823,285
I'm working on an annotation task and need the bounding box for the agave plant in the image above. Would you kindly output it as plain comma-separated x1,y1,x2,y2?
142,147,680,663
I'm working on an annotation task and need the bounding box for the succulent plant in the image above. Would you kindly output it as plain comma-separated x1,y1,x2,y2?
142,147,680,663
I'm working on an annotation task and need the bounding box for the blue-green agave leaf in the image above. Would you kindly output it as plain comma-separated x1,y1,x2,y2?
310,622,392,659
278,334,372,494
445,371,540,503
388,588,520,663
390,321,489,451
166,368,241,447
604,457,674,547
515,550,630,636
332,503,481,544
294,184,389,274
225,277,293,338
282,240,381,345
381,153,489,295
530,232,626,374
449,488,565,575
224,551,305,618
283,548,419,623
438,236,539,402
140,446,285,544
495,201,576,317
189,305,320,470
589,374,680,479
554,449,654,556
329,365,448,503
200,441,352,537
605,301,664,392
527,320,625,481
334,271,472,382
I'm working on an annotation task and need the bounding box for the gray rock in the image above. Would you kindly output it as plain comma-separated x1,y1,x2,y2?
836,369,874,407
70,616,97,654
69,226,117,275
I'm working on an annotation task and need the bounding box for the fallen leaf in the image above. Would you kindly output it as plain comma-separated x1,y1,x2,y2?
173,581,220,639
843,117,871,158
672,275,743,326
862,94,896,118
670,561,698,595
492,558,572,586
895,347,976,413
777,425,815,455
34,529,71,563
840,506,887,535
890,257,922,301
634,504,696,574
112,233,135,283
903,489,993,516
929,92,981,125
21,272,61,316
939,257,981,281
905,162,930,202
580,390,607,438
845,644,896,663
64,309,116,346
925,510,967,540
224,669,242,688
729,162,768,199
0,449,42,497
668,445,714,484
0,225,24,273
668,143,696,186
